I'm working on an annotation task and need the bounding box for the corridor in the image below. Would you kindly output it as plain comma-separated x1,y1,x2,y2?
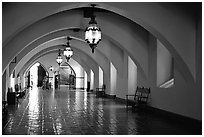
3,87,199,135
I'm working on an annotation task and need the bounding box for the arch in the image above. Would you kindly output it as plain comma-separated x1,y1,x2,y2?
21,49,99,89
17,44,106,91
62,61,77,77
3,3,195,83
2,3,201,121
21,49,92,80
14,36,111,86
10,30,146,81
24,61,49,78
20,47,98,85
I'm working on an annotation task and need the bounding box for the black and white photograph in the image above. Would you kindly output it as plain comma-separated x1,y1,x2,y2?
2,1,202,135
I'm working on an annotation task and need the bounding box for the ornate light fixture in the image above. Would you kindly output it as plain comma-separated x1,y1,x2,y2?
85,4,101,53
49,66,54,71
56,49,63,66
63,36,73,62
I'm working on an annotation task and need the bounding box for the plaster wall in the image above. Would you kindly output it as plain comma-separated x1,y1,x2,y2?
84,71,87,89
99,66,103,88
106,2,197,80
128,56,137,95
150,65,201,120
99,38,128,98
90,70,94,90
69,59,85,88
3,2,197,81
2,72,6,101
157,40,173,86
10,74,15,93
110,62,117,95
147,35,201,120
3,6,149,80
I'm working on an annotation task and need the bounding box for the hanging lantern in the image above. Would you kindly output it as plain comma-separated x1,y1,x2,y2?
56,49,63,66
63,37,73,62
49,66,54,71
85,6,101,53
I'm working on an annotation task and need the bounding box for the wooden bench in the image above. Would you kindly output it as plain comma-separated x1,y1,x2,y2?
96,87,106,97
96,84,106,97
16,88,27,103
126,86,150,110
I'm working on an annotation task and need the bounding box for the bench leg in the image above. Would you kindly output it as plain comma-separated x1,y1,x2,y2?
126,101,133,111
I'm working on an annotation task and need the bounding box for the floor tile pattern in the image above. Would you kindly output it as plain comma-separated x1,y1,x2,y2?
2,87,199,135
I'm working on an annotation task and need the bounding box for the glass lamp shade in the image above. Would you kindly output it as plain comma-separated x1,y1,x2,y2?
56,56,63,66
85,24,101,44
63,47,73,62
85,24,101,53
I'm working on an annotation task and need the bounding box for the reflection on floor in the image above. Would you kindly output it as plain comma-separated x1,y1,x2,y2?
2,87,200,135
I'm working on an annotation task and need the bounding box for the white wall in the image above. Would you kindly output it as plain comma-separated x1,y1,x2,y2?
110,62,117,95
10,73,15,92
3,3,197,81
128,56,137,94
99,66,103,88
84,71,87,89
151,65,201,120
90,70,94,90
157,40,173,86
69,59,84,88
147,35,201,120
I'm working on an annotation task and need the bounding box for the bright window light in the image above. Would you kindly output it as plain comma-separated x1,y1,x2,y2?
30,63,39,86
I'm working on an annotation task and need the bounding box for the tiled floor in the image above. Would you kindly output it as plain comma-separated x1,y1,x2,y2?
2,87,200,135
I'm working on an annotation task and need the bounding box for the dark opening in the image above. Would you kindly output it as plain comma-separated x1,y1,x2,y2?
37,65,47,87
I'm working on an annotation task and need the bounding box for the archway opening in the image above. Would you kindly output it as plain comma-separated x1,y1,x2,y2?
30,63,39,87
26,62,48,88
58,66,76,89
37,63,47,87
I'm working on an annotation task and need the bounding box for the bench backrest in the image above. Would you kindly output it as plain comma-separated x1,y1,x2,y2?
134,86,150,103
